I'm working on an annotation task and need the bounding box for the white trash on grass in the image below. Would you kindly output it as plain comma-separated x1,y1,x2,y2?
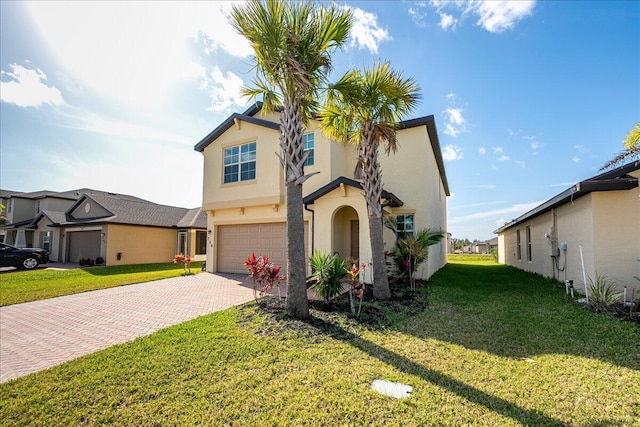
371,379,413,398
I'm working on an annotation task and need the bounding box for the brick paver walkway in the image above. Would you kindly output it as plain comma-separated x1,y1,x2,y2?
0,273,255,383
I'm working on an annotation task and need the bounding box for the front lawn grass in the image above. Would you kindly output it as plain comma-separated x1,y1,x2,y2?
0,262,203,306
1,257,638,426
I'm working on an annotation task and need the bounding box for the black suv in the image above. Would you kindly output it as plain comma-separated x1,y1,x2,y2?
0,243,50,270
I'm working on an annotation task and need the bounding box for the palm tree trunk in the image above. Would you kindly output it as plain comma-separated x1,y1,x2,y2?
368,211,390,299
360,125,391,299
285,183,309,317
280,97,310,318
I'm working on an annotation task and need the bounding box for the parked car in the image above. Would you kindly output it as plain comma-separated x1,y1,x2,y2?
0,243,49,270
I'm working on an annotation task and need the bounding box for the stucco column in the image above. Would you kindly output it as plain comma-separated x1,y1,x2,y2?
15,229,27,248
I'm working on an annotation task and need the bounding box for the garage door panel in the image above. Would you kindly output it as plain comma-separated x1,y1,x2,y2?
217,223,307,274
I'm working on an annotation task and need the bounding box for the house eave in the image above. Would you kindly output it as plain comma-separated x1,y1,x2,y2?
303,176,403,208
494,161,639,234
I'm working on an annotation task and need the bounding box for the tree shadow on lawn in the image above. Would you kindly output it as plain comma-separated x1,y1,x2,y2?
298,313,564,427
394,262,640,372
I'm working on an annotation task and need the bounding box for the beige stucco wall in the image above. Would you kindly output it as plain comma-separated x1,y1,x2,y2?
591,177,640,293
311,185,371,277
200,114,448,281
105,224,177,266
498,182,639,295
379,125,448,279
201,121,284,212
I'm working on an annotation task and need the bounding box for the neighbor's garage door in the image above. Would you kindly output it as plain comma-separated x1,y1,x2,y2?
68,231,101,262
217,223,307,274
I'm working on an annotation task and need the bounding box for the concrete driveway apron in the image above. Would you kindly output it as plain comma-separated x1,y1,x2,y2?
0,273,255,383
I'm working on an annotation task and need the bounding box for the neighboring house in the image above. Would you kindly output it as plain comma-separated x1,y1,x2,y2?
494,161,640,295
194,103,450,282
486,237,498,252
0,189,206,265
470,240,489,254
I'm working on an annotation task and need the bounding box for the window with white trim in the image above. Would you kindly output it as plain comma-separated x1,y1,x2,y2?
396,214,415,238
224,142,256,184
303,133,314,166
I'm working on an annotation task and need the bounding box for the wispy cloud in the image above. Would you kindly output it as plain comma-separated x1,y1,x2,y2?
448,200,544,225
201,66,246,113
429,0,536,33
469,184,497,189
442,94,468,137
572,156,581,163
0,63,64,108
442,144,464,161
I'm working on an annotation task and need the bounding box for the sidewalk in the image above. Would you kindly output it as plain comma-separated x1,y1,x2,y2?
0,273,255,383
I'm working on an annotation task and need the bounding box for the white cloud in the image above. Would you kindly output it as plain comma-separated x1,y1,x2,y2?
439,13,458,30
27,2,247,107
493,147,504,154
497,154,510,162
572,156,581,163
62,109,193,146
428,0,536,33
530,141,545,150
515,160,526,168
479,147,486,155
496,218,507,227
574,144,590,154
0,63,64,107
349,7,391,53
473,1,536,33
202,67,246,112
442,144,464,161
443,107,467,136
448,200,544,225
408,5,429,27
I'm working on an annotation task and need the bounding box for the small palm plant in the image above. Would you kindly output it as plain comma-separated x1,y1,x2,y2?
391,228,444,291
587,273,623,313
307,250,347,304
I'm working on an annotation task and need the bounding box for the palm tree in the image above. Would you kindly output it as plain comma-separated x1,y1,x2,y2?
229,0,352,318
601,122,640,170
319,61,421,299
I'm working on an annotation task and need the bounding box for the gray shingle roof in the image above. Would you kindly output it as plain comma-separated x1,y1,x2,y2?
62,192,205,229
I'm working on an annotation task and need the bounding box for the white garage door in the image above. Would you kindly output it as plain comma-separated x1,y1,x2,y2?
217,223,307,274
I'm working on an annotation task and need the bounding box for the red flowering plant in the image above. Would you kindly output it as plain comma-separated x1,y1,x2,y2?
244,253,285,303
173,254,192,275
345,263,365,317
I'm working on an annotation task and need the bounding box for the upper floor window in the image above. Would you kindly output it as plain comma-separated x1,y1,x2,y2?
303,133,314,166
224,142,256,184
36,200,41,214
396,214,414,238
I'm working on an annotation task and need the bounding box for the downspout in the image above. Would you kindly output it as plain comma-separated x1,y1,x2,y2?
304,203,315,256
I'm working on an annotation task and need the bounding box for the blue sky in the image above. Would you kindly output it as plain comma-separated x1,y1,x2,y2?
1,1,638,241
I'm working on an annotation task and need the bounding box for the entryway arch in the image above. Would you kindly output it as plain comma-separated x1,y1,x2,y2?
332,205,359,262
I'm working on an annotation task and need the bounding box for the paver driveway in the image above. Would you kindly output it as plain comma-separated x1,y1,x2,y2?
0,273,255,383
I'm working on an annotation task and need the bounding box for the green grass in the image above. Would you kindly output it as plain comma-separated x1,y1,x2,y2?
1,257,638,426
0,262,203,306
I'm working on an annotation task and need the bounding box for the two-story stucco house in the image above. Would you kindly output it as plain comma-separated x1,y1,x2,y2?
1,189,206,265
195,103,450,283
494,161,639,295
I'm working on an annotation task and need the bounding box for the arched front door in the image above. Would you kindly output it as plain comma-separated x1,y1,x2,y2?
332,206,359,262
